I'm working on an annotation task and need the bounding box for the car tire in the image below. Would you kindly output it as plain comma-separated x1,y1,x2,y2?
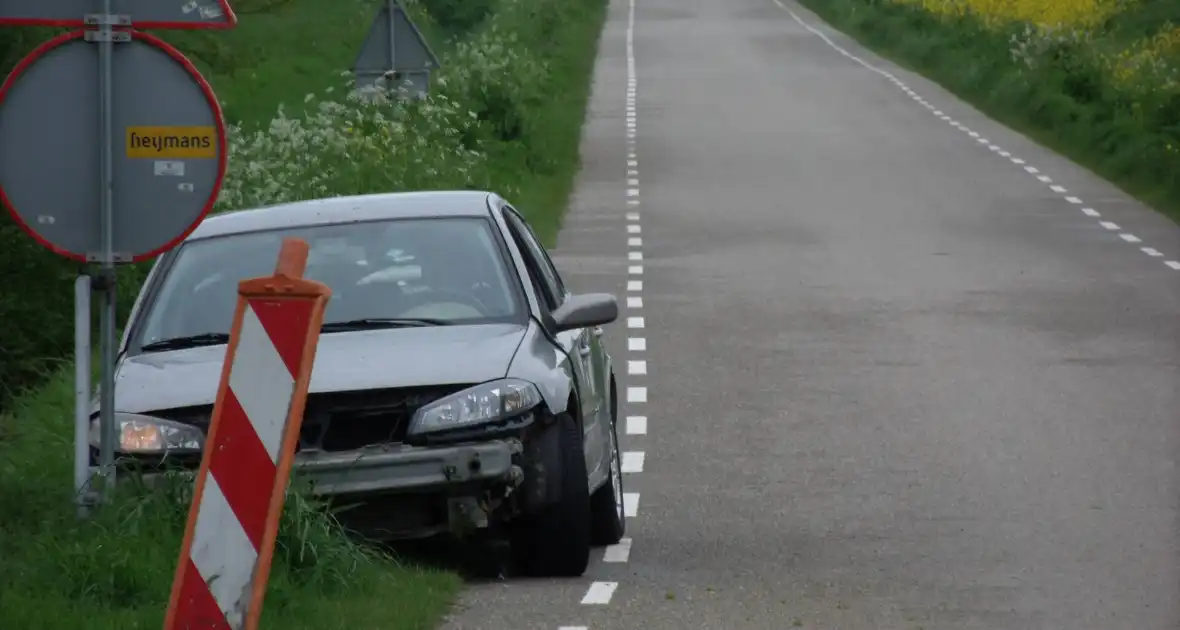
590,385,625,545
511,411,592,577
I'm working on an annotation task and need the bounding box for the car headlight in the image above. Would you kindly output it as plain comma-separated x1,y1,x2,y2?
88,412,205,455
408,378,543,435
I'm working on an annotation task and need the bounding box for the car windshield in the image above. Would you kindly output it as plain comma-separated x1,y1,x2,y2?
131,216,525,352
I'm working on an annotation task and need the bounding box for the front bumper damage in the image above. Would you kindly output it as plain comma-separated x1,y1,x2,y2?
131,437,538,540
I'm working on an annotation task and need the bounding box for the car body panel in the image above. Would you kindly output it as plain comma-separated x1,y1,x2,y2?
102,190,618,540
103,323,527,415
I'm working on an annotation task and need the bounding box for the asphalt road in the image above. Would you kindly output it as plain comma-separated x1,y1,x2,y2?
441,0,1180,627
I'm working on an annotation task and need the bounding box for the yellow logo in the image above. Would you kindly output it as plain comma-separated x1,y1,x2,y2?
126,126,217,159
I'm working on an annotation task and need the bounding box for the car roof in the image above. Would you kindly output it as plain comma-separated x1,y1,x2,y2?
187,190,500,240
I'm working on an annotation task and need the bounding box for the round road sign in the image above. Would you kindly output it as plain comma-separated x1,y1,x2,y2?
0,30,227,262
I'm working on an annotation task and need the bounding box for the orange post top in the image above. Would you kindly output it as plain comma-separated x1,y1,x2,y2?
238,237,333,299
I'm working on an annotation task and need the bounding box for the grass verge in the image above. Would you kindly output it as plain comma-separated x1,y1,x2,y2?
793,0,1180,222
0,0,610,626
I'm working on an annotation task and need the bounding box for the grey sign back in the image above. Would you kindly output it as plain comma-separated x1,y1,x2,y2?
353,0,440,97
0,0,235,27
0,32,225,262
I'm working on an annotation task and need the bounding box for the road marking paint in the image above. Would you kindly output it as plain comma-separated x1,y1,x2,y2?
933,109,943,115
627,224,642,233
623,493,640,517
626,211,640,221
627,169,638,176
621,452,645,474
1065,196,1083,204
1050,185,1069,193
627,296,643,308
627,159,637,167
628,237,643,246
627,387,647,403
627,178,639,186
581,582,618,605
627,280,642,291
1038,175,1053,182
1011,158,1025,164
628,360,647,375
1024,166,1038,174
628,265,643,275
1166,261,1180,270
629,250,643,260
628,337,646,351
988,145,1001,151
627,188,639,197
1142,247,1163,257
1099,221,1120,230
559,627,588,630
604,538,633,563
1081,207,1100,217
627,200,640,206
626,416,647,435
1119,233,1142,243
627,316,645,329
976,137,989,144
999,150,1011,157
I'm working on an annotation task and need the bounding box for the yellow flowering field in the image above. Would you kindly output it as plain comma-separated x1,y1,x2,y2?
894,0,1179,96
898,0,1126,28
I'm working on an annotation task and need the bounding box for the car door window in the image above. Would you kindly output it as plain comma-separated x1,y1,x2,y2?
503,207,566,310
502,210,561,312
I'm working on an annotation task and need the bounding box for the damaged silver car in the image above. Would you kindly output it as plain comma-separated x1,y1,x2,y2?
95,190,625,577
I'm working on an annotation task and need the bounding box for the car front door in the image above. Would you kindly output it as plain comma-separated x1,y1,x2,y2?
501,207,606,479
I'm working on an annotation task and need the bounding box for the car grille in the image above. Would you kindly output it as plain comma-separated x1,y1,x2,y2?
150,384,473,453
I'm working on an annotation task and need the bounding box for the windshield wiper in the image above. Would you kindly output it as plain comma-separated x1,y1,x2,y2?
140,332,231,352
321,318,451,332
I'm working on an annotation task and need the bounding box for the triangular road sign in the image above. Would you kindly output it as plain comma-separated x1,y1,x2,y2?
353,0,440,77
0,0,236,29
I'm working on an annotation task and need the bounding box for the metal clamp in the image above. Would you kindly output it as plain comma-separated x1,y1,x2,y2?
85,251,133,264
83,13,132,26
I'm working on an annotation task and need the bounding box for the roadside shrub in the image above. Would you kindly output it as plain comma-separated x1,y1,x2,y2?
419,0,498,36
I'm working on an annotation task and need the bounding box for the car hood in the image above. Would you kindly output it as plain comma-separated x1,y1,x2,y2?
109,323,527,414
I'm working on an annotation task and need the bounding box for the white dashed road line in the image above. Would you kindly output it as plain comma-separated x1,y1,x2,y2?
581,582,619,605
571,0,644,621
603,538,633,563
623,493,640,518
770,0,1179,273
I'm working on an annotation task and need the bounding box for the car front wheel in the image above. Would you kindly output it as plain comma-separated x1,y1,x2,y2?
510,411,592,577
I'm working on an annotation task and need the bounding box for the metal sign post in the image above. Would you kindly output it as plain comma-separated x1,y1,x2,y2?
0,1,233,510
352,0,440,100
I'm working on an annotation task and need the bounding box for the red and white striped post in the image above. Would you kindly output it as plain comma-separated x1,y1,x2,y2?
163,238,331,630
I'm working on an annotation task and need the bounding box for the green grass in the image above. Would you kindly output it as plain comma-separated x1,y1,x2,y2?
794,0,1180,223
0,366,462,629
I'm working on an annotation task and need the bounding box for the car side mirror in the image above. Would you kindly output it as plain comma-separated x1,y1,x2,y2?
551,293,618,333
